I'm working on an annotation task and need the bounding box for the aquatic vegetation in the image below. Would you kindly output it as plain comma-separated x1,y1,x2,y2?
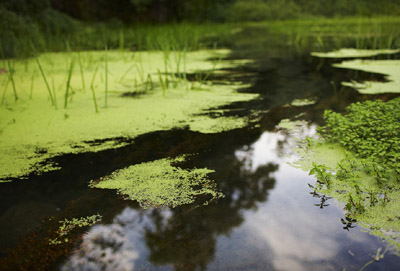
311,48,400,58
49,214,102,245
64,58,75,109
77,52,85,90
34,54,54,106
0,50,258,181
6,60,17,101
290,97,317,107
297,97,400,250
90,64,100,113
2,21,235,59
334,59,400,94
320,98,400,167
90,155,223,208
311,48,400,94
359,246,392,271
104,46,108,108
261,17,400,55
276,119,299,131
311,46,400,95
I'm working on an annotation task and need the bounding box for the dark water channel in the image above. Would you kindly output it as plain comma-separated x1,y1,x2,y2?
1,26,400,271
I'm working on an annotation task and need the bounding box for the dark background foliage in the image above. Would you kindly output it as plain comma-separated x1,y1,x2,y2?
2,0,400,25
1,0,400,57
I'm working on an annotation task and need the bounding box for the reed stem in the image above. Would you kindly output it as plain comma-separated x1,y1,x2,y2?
104,45,108,108
35,56,55,106
78,52,86,90
64,58,75,109
52,76,57,110
6,60,18,101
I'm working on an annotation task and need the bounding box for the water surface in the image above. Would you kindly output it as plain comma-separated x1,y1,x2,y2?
1,25,400,271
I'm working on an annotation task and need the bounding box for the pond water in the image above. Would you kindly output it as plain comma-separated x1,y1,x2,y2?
1,26,400,270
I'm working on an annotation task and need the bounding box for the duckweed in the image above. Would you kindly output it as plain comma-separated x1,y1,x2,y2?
334,59,400,94
0,50,258,181
311,48,400,58
90,155,223,209
49,214,102,245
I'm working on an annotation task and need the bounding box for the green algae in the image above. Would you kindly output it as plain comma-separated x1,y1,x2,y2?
90,155,223,209
290,98,317,107
49,214,102,245
333,59,400,94
311,48,400,58
276,119,299,130
0,50,258,181
276,118,309,132
293,141,348,171
311,48,400,94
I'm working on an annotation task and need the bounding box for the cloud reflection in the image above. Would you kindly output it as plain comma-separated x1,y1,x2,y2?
224,123,374,271
61,209,143,271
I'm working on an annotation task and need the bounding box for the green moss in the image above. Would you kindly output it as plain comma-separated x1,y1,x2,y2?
311,48,400,58
90,155,223,209
0,50,258,181
333,59,400,94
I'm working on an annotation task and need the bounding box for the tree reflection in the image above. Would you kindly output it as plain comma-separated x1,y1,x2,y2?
144,147,279,270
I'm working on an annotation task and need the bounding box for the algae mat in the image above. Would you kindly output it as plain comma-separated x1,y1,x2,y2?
90,155,223,208
0,50,258,181
311,48,400,58
311,48,400,94
334,59,400,94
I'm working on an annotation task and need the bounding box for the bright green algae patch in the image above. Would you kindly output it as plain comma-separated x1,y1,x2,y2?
0,50,258,181
295,97,400,250
90,155,223,208
290,97,317,107
311,48,400,58
311,48,400,94
334,59,400,94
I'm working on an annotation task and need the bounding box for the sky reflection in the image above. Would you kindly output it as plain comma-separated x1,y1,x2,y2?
209,123,386,271
61,122,391,271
